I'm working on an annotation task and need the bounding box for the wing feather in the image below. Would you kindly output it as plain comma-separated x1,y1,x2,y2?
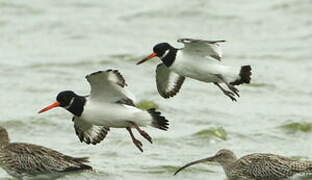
73,117,109,145
85,70,136,103
177,38,225,61
156,63,185,98
240,154,295,178
4,143,91,175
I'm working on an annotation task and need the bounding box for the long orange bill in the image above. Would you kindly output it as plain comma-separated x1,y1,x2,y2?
173,156,215,176
38,102,61,113
136,53,158,65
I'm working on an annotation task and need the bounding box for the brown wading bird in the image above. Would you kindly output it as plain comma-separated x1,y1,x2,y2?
174,149,312,180
0,126,92,180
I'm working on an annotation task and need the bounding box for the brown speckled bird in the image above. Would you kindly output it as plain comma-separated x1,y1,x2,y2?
0,127,92,180
174,149,312,180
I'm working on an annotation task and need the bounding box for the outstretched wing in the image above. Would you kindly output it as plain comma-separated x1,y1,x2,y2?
73,117,109,145
177,38,225,61
156,63,185,99
85,70,136,103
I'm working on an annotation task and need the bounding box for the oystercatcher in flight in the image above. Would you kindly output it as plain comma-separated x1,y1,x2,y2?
137,38,252,101
38,70,169,152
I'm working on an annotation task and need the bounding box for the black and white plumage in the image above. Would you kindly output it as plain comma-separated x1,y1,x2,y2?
156,63,186,98
174,149,312,180
38,70,169,152
0,127,92,180
73,117,109,145
137,38,252,101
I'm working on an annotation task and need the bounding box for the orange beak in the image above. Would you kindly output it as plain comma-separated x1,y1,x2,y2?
136,53,158,65
38,102,61,113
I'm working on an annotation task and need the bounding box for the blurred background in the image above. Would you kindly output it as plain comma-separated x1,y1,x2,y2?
0,0,311,179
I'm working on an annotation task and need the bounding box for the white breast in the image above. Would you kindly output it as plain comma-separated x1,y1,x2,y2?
80,100,152,128
170,51,238,82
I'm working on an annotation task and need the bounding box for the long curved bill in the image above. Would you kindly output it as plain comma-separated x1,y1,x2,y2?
174,156,215,175
136,53,158,65
38,102,61,113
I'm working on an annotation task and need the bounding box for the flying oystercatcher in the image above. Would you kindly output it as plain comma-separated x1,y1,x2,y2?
38,70,169,152
0,126,92,179
137,38,252,101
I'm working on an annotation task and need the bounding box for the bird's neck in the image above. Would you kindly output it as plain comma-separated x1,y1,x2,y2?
66,96,86,117
161,49,178,67
0,138,10,150
219,159,238,177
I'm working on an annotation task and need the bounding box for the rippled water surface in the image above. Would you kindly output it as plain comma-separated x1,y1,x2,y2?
0,0,312,179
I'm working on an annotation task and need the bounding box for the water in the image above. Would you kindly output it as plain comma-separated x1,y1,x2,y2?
0,0,312,179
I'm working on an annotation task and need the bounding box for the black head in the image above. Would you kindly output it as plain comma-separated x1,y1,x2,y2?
38,90,86,117
56,90,78,108
137,42,177,67
153,43,173,58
